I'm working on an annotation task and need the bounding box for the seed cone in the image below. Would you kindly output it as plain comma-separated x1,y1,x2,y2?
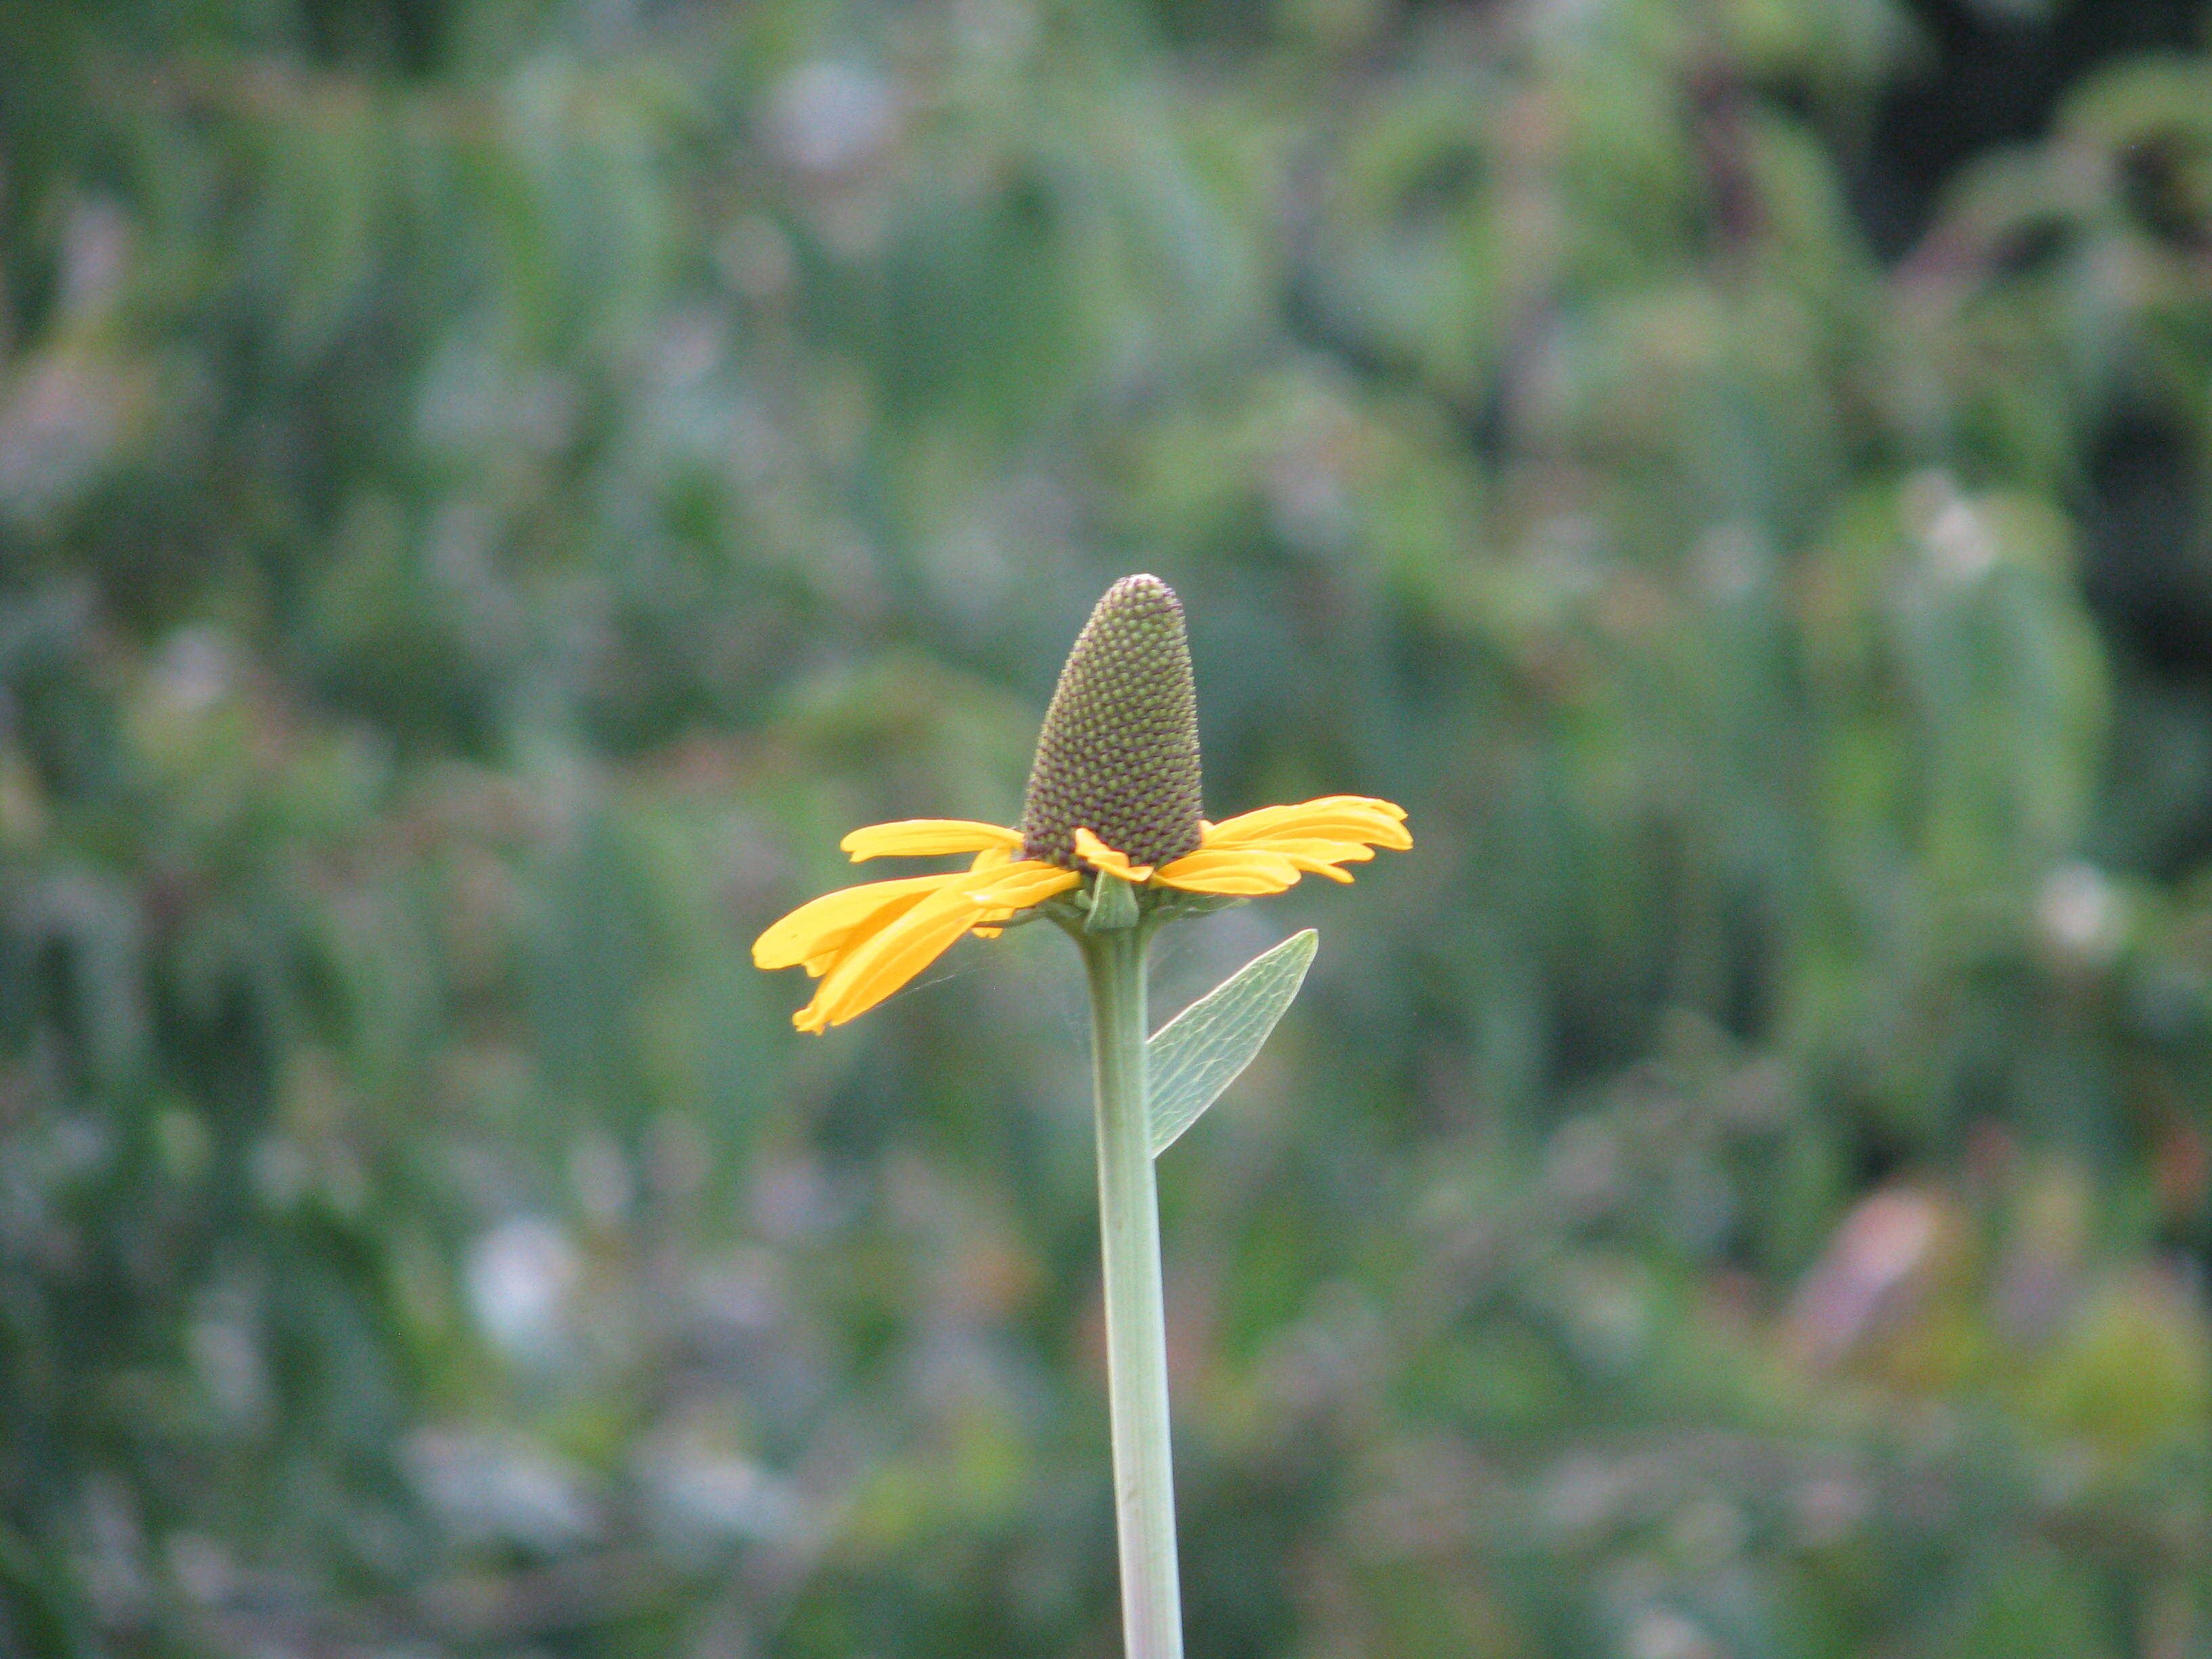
1021,575,1205,872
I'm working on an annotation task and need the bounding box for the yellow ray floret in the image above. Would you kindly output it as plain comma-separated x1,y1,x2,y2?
840,819,1024,861
1073,828,1155,883
1144,847,1304,894
785,863,1078,1032
1206,796,1412,848
754,822,1080,1031
752,872,956,972
1153,794,1410,895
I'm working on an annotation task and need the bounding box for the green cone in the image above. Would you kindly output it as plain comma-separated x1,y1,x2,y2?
1021,575,1206,872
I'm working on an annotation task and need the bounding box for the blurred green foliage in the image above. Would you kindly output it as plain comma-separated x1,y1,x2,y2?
3,0,2211,1654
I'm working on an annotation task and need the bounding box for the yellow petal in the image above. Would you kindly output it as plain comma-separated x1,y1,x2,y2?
965,844,1019,933
1275,853,1358,882
840,819,1024,861
784,861,1078,1031
966,855,1071,935
1073,828,1155,882
1208,794,1406,832
753,872,964,970
800,880,991,1028
1153,847,1302,895
1252,838,1378,878
1204,796,1412,852
1177,795,1411,894
1270,793,1406,821
797,891,936,977
966,860,1082,909
1208,813,1406,848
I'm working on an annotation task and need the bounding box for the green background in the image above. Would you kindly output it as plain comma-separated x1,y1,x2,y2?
3,0,2210,1653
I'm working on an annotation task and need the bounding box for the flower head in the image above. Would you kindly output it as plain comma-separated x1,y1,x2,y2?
1020,573,1205,873
754,575,1409,1030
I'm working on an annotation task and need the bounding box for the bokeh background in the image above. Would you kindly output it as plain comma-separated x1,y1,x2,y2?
5,0,2212,1654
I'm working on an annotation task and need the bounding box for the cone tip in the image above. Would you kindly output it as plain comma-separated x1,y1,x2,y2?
1101,572,1179,609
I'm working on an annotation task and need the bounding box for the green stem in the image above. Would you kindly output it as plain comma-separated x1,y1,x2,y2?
1082,921,1185,1659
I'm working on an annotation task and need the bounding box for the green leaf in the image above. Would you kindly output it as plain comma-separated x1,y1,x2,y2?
1146,929,1317,1155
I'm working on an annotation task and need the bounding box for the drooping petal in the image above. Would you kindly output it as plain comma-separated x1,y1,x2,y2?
1242,793,1407,822
1257,838,1378,864
965,844,1019,933
973,865,1082,935
753,873,966,970
1244,836,1378,880
1267,816,1409,851
840,819,1025,861
1207,797,1406,836
790,861,1080,1030
1073,828,1155,883
1155,794,1410,893
1206,796,1411,851
968,861,1083,910
1270,853,1359,882
797,882,990,1029
1152,846,1303,895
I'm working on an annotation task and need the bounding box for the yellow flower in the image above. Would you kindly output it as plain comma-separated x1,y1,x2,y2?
752,576,1410,1031
754,797,1409,1031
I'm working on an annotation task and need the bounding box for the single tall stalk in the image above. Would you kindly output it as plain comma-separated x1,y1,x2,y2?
1082,920,1184,1659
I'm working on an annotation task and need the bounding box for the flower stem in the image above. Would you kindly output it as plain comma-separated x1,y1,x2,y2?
1082,921,1185,1659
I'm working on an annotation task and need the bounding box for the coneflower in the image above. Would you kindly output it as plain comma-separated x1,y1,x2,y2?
754,575,1410,1659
